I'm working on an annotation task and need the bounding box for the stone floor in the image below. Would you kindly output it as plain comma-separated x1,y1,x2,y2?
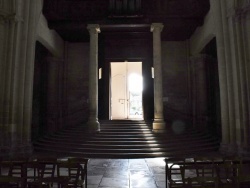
87,158,166,188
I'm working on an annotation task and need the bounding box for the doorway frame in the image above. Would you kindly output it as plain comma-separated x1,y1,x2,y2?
98,58,153,121
110,61,143,120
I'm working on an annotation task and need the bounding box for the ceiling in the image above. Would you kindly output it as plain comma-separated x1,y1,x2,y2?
42,0,210,42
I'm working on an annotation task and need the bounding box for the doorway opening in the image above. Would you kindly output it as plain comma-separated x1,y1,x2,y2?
110,61,143,120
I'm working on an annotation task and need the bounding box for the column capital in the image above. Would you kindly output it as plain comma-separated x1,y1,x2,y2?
87,24,101,34
150,23,164,32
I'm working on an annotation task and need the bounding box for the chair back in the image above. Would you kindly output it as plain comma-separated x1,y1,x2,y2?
57,161,82,187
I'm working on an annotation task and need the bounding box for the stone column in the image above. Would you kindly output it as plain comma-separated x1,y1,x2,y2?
0,1,18,155
233,1,250,155
87,24,100,132
0,0,42,157
151,23,166,131
219,0,237,153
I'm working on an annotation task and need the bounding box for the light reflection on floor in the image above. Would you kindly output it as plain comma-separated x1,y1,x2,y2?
87,158,166,188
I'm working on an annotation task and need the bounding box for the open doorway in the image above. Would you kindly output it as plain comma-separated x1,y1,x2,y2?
110,61,143,119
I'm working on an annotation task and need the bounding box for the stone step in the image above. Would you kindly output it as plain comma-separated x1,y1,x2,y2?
34,145,219,158
35,139,219,150
45,132,214,142
41,136,216,145
34,141,218,153
34,120,220,158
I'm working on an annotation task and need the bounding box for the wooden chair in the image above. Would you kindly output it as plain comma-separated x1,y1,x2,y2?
233,159,250,188
0,161,26,188
236,174,250,188
68,158,89,188
0,176,25,188
216,163,239,188
25,161,47,188
181,164,218,188
36,157,57,187
165,158,191,188
57,161,83,188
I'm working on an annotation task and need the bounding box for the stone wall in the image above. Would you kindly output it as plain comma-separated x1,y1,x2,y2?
66,43,90,126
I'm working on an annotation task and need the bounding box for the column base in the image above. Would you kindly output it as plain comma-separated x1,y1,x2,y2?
238,145,250,157
219,143,238,156
0,143,33,159
87,120,100,132
153,119,166,132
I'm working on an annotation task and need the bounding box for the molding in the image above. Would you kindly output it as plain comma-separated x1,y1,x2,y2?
226,0,250,19
236,0,250,16
0,11,23,24
240,0,250,12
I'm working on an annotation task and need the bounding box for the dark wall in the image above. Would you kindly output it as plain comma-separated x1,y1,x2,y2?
66,43,90,126
190,38,221,138
201,38,221,138
32,42,50,141
161,41,190,126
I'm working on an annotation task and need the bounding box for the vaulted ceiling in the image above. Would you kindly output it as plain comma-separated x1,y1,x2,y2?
43,0,210,42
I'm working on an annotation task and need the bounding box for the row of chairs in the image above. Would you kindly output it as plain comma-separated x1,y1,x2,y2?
165,156,250,188
0,157,89,188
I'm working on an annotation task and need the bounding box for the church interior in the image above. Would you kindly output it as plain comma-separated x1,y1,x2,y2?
0,0,250,187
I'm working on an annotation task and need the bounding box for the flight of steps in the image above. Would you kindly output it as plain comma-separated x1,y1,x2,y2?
34,120,220,158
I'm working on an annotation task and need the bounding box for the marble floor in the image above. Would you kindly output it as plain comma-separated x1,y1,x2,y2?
87,158,166,188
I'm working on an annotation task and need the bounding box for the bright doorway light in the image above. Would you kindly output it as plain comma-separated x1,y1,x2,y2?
128,73,143,93
128,73,143,118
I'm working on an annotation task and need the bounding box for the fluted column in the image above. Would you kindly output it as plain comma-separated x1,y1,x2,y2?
87,24,100,132
233,0,250,155
219,0,238,153
0,1,18,155
151,23,166,131
0,0,43,157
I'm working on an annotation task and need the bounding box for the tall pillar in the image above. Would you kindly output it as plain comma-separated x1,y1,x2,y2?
219,0,237,153
233,1,250,156
87,24,100,132
0,0,43,157
151,23,166,131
